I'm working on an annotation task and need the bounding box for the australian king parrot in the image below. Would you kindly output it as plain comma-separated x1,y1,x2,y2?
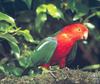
20,23,88,70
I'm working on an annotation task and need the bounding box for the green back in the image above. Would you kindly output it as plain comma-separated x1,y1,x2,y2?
30,37,57,67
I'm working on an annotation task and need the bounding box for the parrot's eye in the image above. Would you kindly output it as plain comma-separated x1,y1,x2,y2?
77,28,81,32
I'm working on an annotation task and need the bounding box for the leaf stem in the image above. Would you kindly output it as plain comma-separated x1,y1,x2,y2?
83,13,96,23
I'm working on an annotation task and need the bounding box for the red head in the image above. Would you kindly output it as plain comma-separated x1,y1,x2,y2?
58,23,88,41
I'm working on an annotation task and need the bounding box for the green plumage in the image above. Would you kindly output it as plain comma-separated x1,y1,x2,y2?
18,37,57,68
31,37,57,66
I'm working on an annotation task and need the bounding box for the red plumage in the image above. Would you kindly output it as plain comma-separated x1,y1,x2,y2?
42,23,88,69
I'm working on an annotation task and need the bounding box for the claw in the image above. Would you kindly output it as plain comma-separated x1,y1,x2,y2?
39,66,57,80
49,71,57,79
65,67,70,71
38,66,50,73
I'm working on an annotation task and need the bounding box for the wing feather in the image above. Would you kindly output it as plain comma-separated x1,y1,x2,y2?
31,37,57,66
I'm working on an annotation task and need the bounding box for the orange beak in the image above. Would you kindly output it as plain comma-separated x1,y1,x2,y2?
81,31,88,40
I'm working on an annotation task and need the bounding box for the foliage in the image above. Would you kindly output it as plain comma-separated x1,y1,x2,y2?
0,12,34,76
35,3,64,33
0,0,100,76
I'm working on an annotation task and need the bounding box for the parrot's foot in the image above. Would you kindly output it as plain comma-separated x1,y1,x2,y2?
65,67,70,71
38,66,50,73
49,71,57,79
39,66,57,79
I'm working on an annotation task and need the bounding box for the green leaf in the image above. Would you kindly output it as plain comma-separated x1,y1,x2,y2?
0,21,14,33
84,23,95,29
73,13,85,21
10,42,20,59
73,4,89,21
9,67,23,76
0,12,16,26
0,64,23,76
35,13,47,33
0,33,20,59
35,4,63,33
82,64,100,70
67,0,76,11
36,4,47,15
0,22,10,32
0,33,18,44
96,11,100,17
36,4,64,19
0,65,5,73
0,58,8,65
67,0,89,21
47,4,64,19
22,0,32,9
16,30,34,42
18,50,33,68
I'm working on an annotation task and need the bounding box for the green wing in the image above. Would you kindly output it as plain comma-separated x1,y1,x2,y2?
31,37,57,67
18,37,57,68
31,37,57,66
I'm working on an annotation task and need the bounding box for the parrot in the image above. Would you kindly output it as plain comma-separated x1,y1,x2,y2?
19,23,88,71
